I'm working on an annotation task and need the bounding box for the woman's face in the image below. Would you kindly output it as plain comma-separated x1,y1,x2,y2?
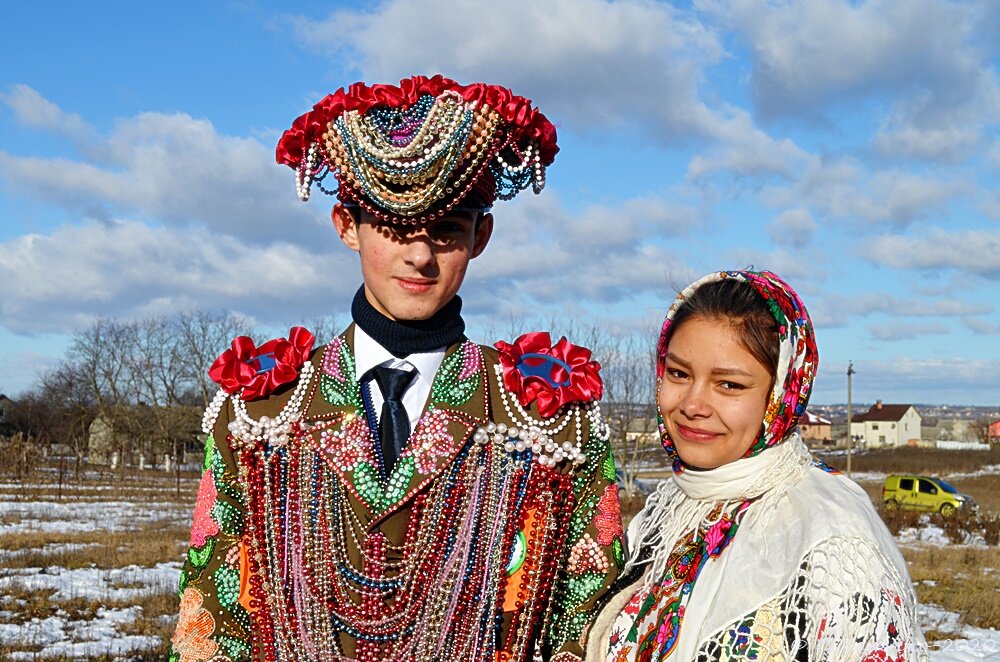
658,316,773,470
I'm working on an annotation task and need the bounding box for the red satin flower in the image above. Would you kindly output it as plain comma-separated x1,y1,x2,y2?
208,326,315,401
494,332,603,418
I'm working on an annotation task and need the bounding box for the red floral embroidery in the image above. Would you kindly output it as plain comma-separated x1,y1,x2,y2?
172,588,219,661
594,483,624,545
189,469,219,548
404,409,456,474
321,416,375,473
494,332,603,418
208,326,315,401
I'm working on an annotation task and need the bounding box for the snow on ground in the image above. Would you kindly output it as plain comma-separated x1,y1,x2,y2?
0,482,189,659
922,603,1000,660
0,498,191,535
2,475,999,659
0,606,162,661
0,542,101,560
898,516,989,548
0,562,181,603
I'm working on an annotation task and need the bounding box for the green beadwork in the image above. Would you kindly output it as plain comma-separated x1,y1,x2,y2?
320,342,363,409
567,494,599,543
212,500,245,536
354,457,416,513
601,449,617,483
187,538,215,569
214,566,241,610
548,571,607,646
218,634,253,661
431,348,480,406
612,538,624,567
203,434,216,472
178,568,188,598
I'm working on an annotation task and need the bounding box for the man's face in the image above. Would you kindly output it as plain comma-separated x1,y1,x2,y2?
332,204,493,321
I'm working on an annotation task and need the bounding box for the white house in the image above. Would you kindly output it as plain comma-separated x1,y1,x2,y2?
850,401,922,448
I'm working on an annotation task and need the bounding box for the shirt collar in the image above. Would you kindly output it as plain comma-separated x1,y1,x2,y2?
354,324,447,382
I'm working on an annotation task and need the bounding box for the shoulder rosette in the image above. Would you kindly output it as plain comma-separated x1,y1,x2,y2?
205,326,318,450
485,332,608,469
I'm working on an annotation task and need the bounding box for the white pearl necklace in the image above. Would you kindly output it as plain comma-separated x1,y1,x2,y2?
223,361,316,449
484,363,615,468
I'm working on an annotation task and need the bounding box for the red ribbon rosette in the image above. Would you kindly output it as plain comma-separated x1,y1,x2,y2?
208,326,316,401
494,332,603,418
276,74,559,168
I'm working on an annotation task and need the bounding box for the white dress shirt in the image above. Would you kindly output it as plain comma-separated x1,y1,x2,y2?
353,325,447,431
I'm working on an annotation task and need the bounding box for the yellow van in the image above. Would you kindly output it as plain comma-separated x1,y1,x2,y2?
882,475,977,516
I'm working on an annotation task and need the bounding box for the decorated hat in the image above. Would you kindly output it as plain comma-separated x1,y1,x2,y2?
276,74,558,224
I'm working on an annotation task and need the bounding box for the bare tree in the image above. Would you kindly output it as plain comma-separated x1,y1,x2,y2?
598,332,658,498
175,310,252,409
67,318,136,474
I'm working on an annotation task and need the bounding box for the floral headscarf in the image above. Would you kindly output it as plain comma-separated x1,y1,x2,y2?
656,270,818,464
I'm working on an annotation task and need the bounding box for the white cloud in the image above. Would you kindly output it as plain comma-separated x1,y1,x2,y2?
963,317,1000,335
0,84,94,140
763,159,968,228
0,220,357,334
0,187,703,335
701,0,1000,126
767,209,816,248
990,141,1000,169
467,192,695,311
0,91,324,246
685,107,810,181
809,290,993,330
868,321,950,341
287,0,732,144
863,228,1000,277
873,120,982,162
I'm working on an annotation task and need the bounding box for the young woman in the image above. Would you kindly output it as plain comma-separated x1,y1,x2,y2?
586,270,926,661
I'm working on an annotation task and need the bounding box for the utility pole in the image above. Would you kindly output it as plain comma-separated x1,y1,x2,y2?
846,361,855,476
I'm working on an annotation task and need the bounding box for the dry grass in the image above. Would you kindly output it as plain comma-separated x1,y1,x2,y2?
0,473,188,660
818,446,1000,476
0,523,190,570
905,545,1000,636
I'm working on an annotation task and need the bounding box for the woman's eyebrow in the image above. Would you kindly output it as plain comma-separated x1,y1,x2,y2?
666,351,754,377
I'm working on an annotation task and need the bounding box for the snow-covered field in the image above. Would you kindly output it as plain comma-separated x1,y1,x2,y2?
0,477,997,660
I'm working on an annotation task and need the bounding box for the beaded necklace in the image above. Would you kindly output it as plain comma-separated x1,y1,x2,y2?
217,335,605,661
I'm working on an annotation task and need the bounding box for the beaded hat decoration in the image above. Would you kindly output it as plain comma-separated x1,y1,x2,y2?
276,74,559,224
656,270,819,463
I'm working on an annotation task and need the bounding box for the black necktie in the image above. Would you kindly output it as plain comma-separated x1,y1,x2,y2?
371,366,416,477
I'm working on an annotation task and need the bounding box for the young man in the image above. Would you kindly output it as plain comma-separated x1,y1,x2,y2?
171,75,622,662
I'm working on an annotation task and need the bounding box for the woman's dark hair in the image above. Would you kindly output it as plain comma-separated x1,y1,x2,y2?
667,279,780,378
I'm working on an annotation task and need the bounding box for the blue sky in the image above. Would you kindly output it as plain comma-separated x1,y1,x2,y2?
2,0,999,405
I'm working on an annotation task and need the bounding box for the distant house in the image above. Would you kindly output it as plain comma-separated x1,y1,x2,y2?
799,410,833,446
87,405,203,468
850,401,922,448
